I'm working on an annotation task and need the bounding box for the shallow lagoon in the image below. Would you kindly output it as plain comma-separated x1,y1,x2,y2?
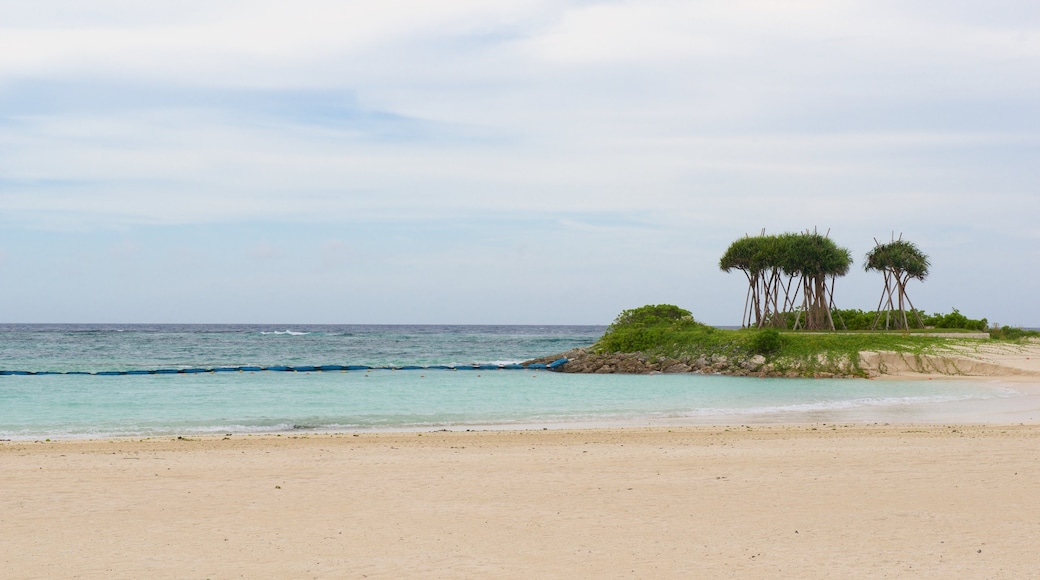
0,370,1022,439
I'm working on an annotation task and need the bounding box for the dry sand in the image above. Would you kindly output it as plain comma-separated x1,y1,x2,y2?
864,337,1040,379
4,424,1040,578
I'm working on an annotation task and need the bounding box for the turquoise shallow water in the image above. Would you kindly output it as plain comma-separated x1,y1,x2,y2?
0,325,1021,439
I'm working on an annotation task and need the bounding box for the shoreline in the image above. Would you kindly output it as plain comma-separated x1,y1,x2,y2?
533,337,1040,379
5,424,1039,577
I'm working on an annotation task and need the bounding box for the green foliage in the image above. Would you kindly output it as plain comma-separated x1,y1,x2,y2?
989,325,1040,340
750,328,783,354
830,308,875,330
864,239,930,280
803,308,990,332
920,309,987,331
719,232,852,278
608,304,694,329
782,232,853,277
597,304,707,354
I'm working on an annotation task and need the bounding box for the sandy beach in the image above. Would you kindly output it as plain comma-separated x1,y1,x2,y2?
4,422,1039,578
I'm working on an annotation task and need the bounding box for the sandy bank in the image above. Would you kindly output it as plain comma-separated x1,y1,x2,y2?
3,425,1039,578
862,339,1040,379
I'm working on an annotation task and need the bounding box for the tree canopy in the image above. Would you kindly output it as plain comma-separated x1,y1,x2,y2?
864,238,930,330
720,231,852,330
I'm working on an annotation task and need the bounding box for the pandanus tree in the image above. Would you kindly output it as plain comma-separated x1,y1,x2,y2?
719,234,791,328
719,235,768,328
864,237,930,330
721,230,852,330
782,232,853,331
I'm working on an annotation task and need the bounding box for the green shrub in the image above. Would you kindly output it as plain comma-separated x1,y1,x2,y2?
607,304,694,329
921,308,987,331
750,328,783,355
596,304,713,354
989,325,1040,340
822,307,988,331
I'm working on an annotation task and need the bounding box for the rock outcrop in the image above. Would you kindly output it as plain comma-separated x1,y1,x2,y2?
526,344,1040,379
524,349,860,379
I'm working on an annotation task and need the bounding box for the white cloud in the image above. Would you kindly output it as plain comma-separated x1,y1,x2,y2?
0,1,544,87
1,1,1039,323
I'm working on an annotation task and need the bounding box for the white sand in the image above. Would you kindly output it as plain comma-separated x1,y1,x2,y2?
3,424,1040,578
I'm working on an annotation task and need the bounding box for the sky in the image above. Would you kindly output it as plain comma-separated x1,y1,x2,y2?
1,0,1038,325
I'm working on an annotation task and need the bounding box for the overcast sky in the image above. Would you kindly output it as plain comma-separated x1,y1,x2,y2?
1,1,1038,325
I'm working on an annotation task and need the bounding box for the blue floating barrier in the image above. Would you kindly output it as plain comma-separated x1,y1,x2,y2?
4,360,565,377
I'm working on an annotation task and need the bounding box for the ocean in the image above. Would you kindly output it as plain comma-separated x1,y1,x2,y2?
0,324,1022,439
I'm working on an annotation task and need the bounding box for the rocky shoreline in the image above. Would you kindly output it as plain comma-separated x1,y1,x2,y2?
524,348,864,379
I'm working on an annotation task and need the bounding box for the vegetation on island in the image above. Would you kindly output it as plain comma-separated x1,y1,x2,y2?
582,304,1036,378
720,230,939,333
864,238,930,330
719,231,852,331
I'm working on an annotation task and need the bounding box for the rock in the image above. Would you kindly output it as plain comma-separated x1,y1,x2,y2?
741,355,766,371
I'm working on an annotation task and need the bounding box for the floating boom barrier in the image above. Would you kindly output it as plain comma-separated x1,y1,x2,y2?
0,359,569,377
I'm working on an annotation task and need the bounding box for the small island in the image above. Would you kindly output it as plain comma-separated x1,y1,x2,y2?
531,231,1040,379
527,304,1040,379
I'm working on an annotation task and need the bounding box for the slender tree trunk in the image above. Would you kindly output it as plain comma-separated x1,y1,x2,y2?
897,274,924,329
895,268,908,330
827,277,845,330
